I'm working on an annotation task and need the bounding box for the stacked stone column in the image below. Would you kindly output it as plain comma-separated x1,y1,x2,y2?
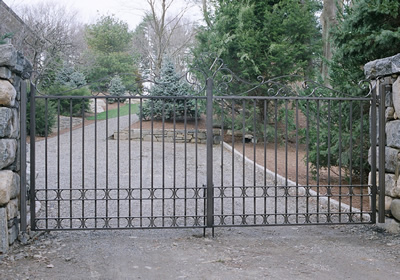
365,54,400,233
0,44,31,253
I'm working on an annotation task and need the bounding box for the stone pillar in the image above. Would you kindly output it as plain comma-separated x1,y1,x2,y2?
0,44,31,253
365,53,400,233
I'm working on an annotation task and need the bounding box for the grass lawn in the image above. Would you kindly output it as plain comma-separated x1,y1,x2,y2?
87,103,139,120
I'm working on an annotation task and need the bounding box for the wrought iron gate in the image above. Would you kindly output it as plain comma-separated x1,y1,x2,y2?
21,61,387,232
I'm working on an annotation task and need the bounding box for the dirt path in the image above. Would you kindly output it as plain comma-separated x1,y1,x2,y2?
0,225,399,279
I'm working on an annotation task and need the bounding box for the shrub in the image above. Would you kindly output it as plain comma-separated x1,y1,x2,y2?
44,85,91,117
26,97,57,137
141,59,200,120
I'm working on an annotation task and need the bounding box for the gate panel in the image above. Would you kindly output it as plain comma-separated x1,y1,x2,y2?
30,93,208,230
212,94,375,226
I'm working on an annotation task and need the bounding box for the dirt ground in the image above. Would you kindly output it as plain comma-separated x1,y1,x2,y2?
0,225,399,279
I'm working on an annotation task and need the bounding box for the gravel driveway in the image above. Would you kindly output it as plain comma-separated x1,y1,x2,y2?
1,115,399,279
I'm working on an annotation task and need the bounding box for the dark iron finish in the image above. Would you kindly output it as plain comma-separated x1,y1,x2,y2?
378,83,388,223
25,60,381,232
20,81,27,233
29,83,36,230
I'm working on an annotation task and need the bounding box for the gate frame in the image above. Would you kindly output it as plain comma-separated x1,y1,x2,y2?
21,65,388,233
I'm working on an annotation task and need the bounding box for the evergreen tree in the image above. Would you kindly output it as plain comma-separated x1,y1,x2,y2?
193,0,321,82
305,0,400,179
84,15,140,92
142,59,199,120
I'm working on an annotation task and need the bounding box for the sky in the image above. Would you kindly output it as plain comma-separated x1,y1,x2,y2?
3,0,202,30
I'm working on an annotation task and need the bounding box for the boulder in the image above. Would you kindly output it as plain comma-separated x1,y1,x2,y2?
0,79,16,107
0,139,17,169
364,53,400,78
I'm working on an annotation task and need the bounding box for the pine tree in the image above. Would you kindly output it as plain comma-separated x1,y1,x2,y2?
141,59,199,120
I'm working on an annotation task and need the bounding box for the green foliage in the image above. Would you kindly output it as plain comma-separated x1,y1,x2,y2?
85,15,140,92
27,98,57,137
0,33,13,45
193,0,320,82
108,75,126,103
55,64,87,88
192,0,320,139
141,59,200,120
45,85,91,117
302,0,400,179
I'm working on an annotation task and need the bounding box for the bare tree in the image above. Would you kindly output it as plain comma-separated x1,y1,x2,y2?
133,0,197,77
14,1,85,83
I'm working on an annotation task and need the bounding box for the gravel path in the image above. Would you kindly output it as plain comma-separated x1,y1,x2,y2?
1,115,399,279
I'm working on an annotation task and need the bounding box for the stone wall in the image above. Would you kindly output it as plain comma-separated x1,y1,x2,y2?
365,53,400,233
114,128,222,144
0,43,31,253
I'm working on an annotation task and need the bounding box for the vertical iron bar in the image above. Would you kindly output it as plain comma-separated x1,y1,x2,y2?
162,99,165,226
139,98,143,227
359,102,364,220
338,101,343,222
173,99,177,225
295,99,299,223
370,86,377,224
327,100,332,220
94,98,98,228
81,100,85,227
20,82,27,233
263,100,267,221
117,99,120,227
231,100,235,224
378,83,387,223
274,99,278,223
284,100,288,221
106,99,109,224
220,98,224,222
57,99,60,225
184,99,188,226
151,99,155,225
69,99,73,228
316,100,320,223
253,100,256,224
242,99,246,223
29,83,36,230
349,101,353,216
206,78,214,228
305,100,310,221
128,98,132,223
45,99,49,229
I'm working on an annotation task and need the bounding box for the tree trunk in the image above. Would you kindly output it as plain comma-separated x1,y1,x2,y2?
320,0,343,85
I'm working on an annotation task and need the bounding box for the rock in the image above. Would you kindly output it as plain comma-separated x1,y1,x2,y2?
369,172,400,198
378,216,400,234
0,67,11,80
386,107,395,121
8,224,18,245
393,77,400,116
0,44,17,68
0,107,18,138
0,170,20,206
369,146,399,173
390,199,400,221
386,120,400,149
6,199,18,220
0,79,16,107
364,53,400,78
0,139,17,170
0,207,8,253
